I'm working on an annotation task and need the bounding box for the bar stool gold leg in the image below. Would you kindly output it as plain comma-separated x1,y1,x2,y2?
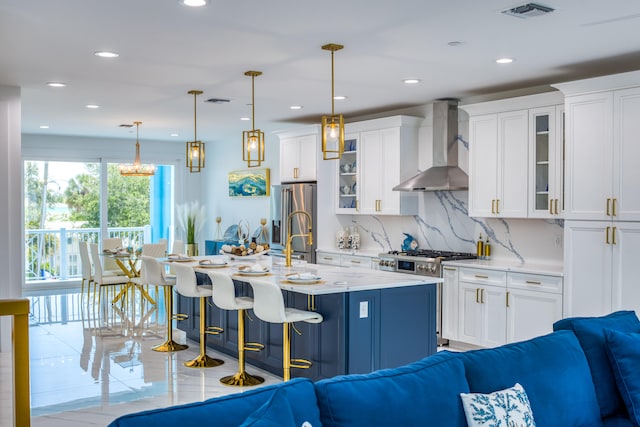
153,286,188,352
184,297,224,367
220,309,264,386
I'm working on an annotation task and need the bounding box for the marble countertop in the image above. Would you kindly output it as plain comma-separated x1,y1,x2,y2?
315,248,383,258
441,259,564,276
171,255,441,295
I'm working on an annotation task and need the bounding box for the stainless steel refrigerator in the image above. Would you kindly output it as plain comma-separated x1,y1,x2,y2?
270,183,317,264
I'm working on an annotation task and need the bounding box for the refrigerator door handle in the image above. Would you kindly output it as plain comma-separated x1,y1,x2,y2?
281,187,291,245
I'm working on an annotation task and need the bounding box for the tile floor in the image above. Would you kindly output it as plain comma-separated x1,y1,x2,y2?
1,287,281,426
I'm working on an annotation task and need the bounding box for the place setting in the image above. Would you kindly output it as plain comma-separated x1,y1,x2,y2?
166,254,195,262
281,271,324,285
195,258,229,269
232,263,271,277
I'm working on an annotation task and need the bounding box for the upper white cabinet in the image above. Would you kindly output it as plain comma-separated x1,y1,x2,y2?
463,92,564,219
276,125,320,183
556,75,640,221
528,105,564,218
336,115,421,215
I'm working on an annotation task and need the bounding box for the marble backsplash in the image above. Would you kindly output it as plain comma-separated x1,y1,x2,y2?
324,191,564,266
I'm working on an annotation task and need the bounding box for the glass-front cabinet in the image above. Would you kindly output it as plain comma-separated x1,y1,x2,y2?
529,105,564,218
336,136,358,213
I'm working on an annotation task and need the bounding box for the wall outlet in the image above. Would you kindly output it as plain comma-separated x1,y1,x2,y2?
359,301,369,319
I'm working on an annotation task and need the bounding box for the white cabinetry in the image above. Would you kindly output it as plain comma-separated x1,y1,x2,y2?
463,92,564,218
457,268,507,347
564,221,640,317
316,250,378,269
444,264,563,347
336,116,420,215
554,71,640,318
559,84,640,221
528,106,564,218
276,126,319,183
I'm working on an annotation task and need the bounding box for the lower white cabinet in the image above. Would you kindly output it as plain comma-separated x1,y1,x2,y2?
564,220,640,317
316,250,376,269
443,265,563,347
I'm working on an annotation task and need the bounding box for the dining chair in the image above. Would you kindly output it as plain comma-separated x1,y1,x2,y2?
89,243,131,325
208,271,264,386
173,262,224,367
102,237,125,274
171,239,186,255
141,256,188,352
247,278,323,381
78,241,94,301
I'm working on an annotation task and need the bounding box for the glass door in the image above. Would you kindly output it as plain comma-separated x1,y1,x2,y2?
336,136,358,213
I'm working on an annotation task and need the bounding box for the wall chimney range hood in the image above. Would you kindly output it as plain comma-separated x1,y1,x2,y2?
393,99,468,192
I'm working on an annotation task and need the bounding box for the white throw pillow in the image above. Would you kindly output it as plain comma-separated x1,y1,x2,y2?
460,383,536,427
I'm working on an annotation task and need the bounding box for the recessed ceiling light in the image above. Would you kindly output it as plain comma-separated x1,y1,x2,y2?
94,51,119,58
85,104,100,109
240,117,251,121
47,82,67,88
39,125,49,129
334,95,347,101
289,105,303,110
403,79,421,84
496,57,514,64
170,133,179,137
179,0,208,6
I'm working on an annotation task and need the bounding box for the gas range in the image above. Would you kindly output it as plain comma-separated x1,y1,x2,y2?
378,250,477,277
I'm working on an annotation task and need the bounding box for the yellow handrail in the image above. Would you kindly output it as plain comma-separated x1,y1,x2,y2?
0,298,31,427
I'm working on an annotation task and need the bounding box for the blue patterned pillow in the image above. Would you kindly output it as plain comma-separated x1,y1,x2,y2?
460,383,536,427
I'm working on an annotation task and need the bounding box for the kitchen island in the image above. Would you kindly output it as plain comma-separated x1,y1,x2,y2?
175,258,442,381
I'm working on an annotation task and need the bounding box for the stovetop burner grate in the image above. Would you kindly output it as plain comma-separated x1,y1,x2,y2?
386,250,477,261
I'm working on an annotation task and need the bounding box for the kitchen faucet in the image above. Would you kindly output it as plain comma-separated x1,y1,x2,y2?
284,210,313,267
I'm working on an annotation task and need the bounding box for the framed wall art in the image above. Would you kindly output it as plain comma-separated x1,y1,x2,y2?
228,168,270,197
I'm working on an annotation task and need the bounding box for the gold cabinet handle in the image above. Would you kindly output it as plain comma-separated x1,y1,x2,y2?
549,200,553,215
612,226,617,245
293,167,299,179
443,267,457,271
350,260,361,264
506,291,510,308
525,280,541,285
607,198,611,216
606,226,611,244
555,199,560,215
613,198,617,217
491,199,496,214
480,288,485,304
474,274,489,279
375,199,381,212
323,257,334,261
496,199,500,214
355,199,359,211
476,288,480,303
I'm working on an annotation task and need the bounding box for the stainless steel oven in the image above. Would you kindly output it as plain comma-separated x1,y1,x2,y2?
378,250,476,346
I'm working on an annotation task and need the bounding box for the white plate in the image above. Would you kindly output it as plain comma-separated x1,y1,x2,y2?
196,263,228,269
286,277,321,284
235,270,270,276
168,257,195,263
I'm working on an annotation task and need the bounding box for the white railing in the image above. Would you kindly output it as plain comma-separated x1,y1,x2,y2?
25,226,149,282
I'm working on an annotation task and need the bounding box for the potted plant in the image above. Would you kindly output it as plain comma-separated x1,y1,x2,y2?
177,201,205,256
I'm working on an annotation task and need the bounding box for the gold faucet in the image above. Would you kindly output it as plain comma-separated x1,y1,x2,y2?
284,210,313,267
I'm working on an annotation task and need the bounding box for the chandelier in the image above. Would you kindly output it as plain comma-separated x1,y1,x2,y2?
321,43,345,160
119,121,155,176
186,90,205,173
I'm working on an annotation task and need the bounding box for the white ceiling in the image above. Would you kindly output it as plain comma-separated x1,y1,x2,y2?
2,0,640,145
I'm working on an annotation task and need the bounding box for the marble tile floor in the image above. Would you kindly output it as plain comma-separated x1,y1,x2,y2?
1,287,282,426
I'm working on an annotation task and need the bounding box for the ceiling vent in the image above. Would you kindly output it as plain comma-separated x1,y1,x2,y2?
206,98,231,104
501,3,554,18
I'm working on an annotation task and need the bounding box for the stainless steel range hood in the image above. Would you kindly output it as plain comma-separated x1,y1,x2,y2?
393,100,468,191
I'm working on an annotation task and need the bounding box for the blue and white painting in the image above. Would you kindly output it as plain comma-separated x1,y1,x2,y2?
228,168,270,197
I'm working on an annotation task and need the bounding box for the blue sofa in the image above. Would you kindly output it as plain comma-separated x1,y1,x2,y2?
109,311,640,427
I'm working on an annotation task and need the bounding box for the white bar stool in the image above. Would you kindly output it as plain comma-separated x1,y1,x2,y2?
141,256,188,352
247,278,323,381
173,263,224,368
208,271,265,386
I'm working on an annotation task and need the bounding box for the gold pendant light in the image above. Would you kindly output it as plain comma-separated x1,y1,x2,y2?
186,90,205,173
321,43,345,160
242,71,265,168
119,121,155,176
